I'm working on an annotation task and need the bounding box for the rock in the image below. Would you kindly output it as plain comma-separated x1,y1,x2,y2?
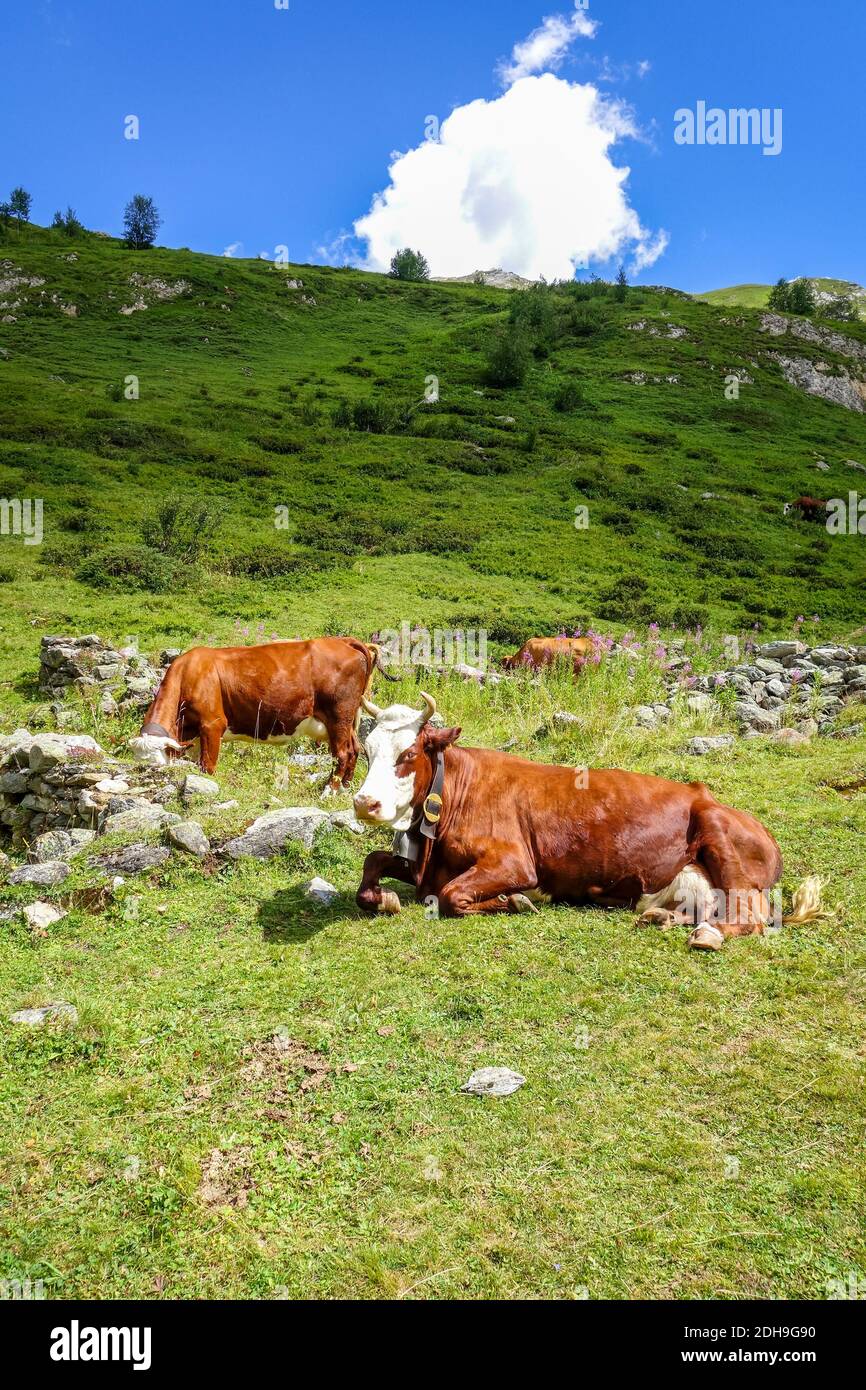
32,828,94,862
167,821,210,856
212,800,240,811
222,807,331,859
687,735,734,755
94,778,130,794
0,728,34,765
303,876,338,905
182,773,220,803
328,809,367,835
89,844,171,875
8,861,71,886
23,901,67,932
9,1001,77,1027
686,693,715,714
773,728,810,746
634,705,659,729
551,711,581,728
461,1067,526,1098
757,641,805,661
102,804,179,835
286,753,320,768
797,718,820,737
733,700,780,732
28,732,102,773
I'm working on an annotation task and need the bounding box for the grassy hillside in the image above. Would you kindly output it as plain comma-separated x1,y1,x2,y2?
698,277,866,319
0,223,865,688
1,225,865,1301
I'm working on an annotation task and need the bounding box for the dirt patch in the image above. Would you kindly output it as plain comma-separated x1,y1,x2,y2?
198,1145,254,1208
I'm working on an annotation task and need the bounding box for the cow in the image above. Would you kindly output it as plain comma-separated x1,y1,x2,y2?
502,636,594,677
784,496,828,522
352,694,823,950
130,638,389,792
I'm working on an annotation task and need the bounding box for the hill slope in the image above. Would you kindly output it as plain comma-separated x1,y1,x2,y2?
1,226,865,701
698,277,866,319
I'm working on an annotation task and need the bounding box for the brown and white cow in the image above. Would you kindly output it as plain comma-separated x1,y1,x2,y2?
502,636,594,677
353,695,822,950
784,496,828,522
130,638,386,792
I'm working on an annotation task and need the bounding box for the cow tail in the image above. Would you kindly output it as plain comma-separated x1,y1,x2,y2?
782,875,827,925
365,642,398,685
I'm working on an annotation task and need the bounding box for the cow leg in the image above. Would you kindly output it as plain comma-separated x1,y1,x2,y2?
198,719,226,774
436,853,538,917
356,851,416,915
323,722,356,795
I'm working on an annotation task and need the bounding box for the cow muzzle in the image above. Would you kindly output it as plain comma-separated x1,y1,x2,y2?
353,793,385,824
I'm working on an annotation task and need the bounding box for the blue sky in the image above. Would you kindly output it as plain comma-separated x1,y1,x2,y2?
1,0,863,290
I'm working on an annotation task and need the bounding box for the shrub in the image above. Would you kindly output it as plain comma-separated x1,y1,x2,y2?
75,545,186,593
486,326,531,387
140,495,222,563
331,399,352,428
553,380,584,413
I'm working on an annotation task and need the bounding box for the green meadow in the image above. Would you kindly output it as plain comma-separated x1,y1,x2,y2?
0,225,864,1299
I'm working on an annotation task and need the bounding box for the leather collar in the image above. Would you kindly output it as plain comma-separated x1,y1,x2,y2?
141,721,175,740
391,752,445,874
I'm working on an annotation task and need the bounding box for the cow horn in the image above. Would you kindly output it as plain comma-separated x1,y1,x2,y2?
361,695,383,718
418,691,437,721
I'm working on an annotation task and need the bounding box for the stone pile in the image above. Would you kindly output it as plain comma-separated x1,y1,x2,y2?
634,641,866,739
0,730,190,851
38,635,180,717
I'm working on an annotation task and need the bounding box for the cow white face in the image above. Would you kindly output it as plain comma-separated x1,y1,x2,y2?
128,732,183,767
353,704,430,829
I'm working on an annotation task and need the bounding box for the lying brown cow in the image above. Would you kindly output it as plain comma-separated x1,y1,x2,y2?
502,636,594,676
131,638,386,791
784,496,828,522
353,694,822,950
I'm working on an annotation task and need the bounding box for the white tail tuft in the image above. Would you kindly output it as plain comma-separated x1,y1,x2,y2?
783,875,826,925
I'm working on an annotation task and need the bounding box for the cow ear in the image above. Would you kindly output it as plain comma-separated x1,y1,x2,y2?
423,726,462,754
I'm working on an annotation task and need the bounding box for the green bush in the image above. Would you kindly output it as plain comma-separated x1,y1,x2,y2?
553,380,585,413
75,545,188,593
486,326,531,387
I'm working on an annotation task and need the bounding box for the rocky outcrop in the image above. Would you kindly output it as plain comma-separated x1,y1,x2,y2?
759,312,866,363
768,353,866,412
38,634,177,714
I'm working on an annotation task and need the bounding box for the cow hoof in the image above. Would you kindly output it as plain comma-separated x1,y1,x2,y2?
377,890,402,915
637,908,676,930
320,784,337,801
508,893,540,915
688,923,725,951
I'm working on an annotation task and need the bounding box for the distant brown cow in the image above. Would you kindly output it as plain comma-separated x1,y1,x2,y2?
502,636,594,676
130,638,385,791
784,496,828,522
353,694,824,951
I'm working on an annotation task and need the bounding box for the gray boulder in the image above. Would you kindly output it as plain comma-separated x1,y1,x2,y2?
688,735,735,755
32,828,95,862
461,1067,526,1098
222,807,331,859
167,821,210,856
8,861,71,886
182,773,221,803
9,1001,78,1027
89,844,171,875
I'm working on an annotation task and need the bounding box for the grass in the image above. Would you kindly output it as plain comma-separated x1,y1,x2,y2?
0,225,865,1300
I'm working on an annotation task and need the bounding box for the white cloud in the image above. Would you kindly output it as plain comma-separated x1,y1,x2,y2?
498,3,598,85
354,73,668,282
637,59,652,78
223,241,242,258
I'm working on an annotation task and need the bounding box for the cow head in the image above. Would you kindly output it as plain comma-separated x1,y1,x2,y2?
353,692,461,828
128,731,184,766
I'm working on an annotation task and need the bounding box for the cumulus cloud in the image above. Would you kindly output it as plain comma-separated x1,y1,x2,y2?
354,73,668,282
222,241,243,258
498,3,597,85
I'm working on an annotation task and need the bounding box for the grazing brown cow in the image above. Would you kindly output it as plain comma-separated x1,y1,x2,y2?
784,496,828,522
502,636,594,676
353,695,822,950
130,638,385,791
